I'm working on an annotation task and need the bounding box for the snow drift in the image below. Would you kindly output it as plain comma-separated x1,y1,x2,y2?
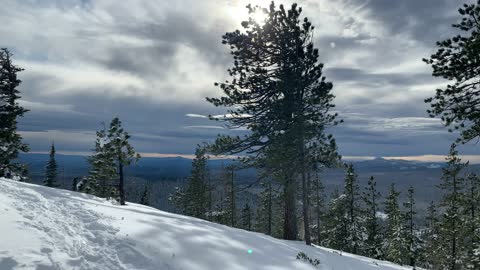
0,178,410,270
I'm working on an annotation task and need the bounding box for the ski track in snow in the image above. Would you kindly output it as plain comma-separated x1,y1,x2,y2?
0,180,150,270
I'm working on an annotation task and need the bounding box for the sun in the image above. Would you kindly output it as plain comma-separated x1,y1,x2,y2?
225,0,269,26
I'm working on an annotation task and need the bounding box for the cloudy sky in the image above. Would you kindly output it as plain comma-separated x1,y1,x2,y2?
1,0,477,160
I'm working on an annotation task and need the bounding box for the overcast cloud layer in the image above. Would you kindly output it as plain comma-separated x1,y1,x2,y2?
1,0,476,159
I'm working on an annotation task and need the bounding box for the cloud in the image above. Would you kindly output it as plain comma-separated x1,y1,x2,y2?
1,0,475,157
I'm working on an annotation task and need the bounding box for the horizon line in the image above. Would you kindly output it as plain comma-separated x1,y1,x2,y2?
24,151,480,164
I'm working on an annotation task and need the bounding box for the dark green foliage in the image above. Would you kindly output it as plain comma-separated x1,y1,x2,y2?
311,172,325,245
296,252,320,267
72,177,79,191
255,180,274,235
107,117,140,205
140,184,151,206
437,144,468,269
383,184,408,265
343,164,364,254
362,176,383,259
321,188,348,251
206,1,340,242
241,201,253,231
464,173,480,269
86,117,140,204
86,125,117,197
44,143,59,187
0,48,29,180
424,1,480,143
403,186,421,268
171,147,209,219
223,165,237,227
422,201,442,269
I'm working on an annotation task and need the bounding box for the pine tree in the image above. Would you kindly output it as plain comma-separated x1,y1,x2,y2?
422,201,442,269
223,165,237,227
322,188,348,251
343,164,364,254
140,184,150,206
72,177,79,191
44,143,59,187
464,173,480,269
181,146,209,219
311,172,325,245
87,124,117,197
86,118,140,203
383,183,408,265
424,2,480,143
437,144,468,269
403,186,421,268
241,201,253,231
362,176,383,259
255,179,274,235
0,48,29,180
107,117,140,205
206,2,340,242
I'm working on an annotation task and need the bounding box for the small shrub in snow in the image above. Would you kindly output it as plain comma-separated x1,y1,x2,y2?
296,252,320,267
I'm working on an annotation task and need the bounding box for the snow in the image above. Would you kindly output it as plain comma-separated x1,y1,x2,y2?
0,178,411,270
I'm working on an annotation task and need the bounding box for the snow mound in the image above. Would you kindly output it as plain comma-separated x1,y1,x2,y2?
0,178,410,270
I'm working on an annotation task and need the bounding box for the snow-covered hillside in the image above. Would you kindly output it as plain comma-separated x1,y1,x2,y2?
0,178,411,270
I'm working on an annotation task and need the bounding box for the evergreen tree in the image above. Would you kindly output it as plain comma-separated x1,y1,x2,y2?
223,165,237,227
383,184,408,265
424,1,480,143
107,117,140,205
437,144,468,269
343,164,364,254
362,176,383,259
255,179,274,235
140,184,150,206
206,2,340,242
464,173,480,269
44,143,59,187
183,146,209,219
322,188,348,251
241,201,253,231
422,201,443,269
85,118,140,204
403,186,421,268
0,48,29,180
72,177,79,191
311,172,325,245
86,125,117,197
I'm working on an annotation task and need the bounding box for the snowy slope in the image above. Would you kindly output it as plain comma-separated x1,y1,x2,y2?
0,178,411,270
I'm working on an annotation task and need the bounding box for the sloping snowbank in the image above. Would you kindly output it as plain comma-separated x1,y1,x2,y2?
0,178,410,270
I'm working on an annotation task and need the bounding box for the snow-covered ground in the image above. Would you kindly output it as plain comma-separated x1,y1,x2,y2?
0,178,411,270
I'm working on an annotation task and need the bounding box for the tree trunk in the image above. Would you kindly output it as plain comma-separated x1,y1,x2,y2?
302,170,311,245
267,180,272,236
119,158,125,205
230,168,236,227
283,175,297,240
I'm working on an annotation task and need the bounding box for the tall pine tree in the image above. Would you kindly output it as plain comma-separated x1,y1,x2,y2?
206,2,340,242
403,186,421,268
0,48,29,180
107,117,140,205
424,1,480,143
86,124,117,197
362,176,383,259
44,143,59,187
437,144,468,270
383,183,408,265
343,164,364,254
464,173,480,269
